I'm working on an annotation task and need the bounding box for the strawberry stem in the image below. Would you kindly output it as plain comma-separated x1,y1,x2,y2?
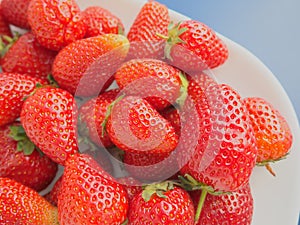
265,163,276,177
194,189,208,224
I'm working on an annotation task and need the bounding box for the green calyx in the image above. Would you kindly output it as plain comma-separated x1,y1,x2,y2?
176,72,189,108
142,180,176,202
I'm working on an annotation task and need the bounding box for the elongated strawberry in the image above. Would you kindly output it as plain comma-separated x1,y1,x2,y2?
82,6,125,37
127,0,170,60
27,0,86,51
114,58,184,111
52,34,129,96
0,122,58,192
105,95,179,155
1,32,57,80
0,72,47,127
20,86,79,165
161,20,229,73
0,177,59,224
244,97,293,176
128,181,195,224
58,153,128,225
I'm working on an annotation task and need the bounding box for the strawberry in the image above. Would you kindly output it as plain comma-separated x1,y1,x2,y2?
0,0,31,29
1,32,57,80
0,177,59,224
0,6,12,38
52,34,129,96
244,97,293,176
0,122,58,192
128,181,195,224
161,106,181,135
20,86,79,165
78,88,120,148
27,0,87,51
44,176,63,207
190,183,253,225
160,20,229,73
0,72,47,127
82,6,125,37
126,0,170,60
105,95,179,155
114,58,184,111
58,153,128,225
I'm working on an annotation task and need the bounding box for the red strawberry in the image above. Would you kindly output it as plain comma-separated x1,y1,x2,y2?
1,32,57,80
105,95,179,155
58,153,128,225
0,0,31,29
161,106,181,135
82,6,125,37
27,0,87,51
0,122,58,192
52,34,129,96
114,58,184,111
161,20,229,73
244,97,293,176
20,86,79,165
44,176,63,207
78,88,120,148
0,72,47,127
0,177,59,224
128,181,195,224
190,183,253,225
127,0,170,60
0,6,12,38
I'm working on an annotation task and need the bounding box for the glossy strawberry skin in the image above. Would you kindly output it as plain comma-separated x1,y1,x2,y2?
82,6,125,37
27,0,86,51
128,186,195,225
106,96,179,155
114,58,182,111
127,0,170,60
1,32,57,80
244,97,293,163
20,87,79,165
52,34,129,96
0,177,59,224
0,72,47,127
58,153,128,225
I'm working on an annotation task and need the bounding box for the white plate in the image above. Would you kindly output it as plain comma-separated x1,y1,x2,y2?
65,0,300,224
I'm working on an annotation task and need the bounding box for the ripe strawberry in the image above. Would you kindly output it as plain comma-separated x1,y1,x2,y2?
114,58,184,111
82,6,125,37
105,95,179,155
0,177,59,224
128,181,195,224
52,34,129,96
0,72,47,127
44,176,63,207
27,0,87,51
0,122,58,192
0,6,12,38
20,86,79,165
190,183,253,225
58,153,128,225
161,20,229,73
1,32,57,80
127,0,170,60
0,0,31,29
78,88,120,148
244,97,293,176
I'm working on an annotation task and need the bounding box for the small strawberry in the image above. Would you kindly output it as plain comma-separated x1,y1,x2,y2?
105,95,179,155
44,176,63,207
1,32,57,80
0,0,31,29
0,122,58,192
58,153,128,225
27,0,87,51
244,97,293,176
52,34,129,96
127,0,170,60
128,181,195,224
0,72,47,127
20,86,79,165
160,20,229,73
0,177,59,224
114,58,184,111
82,6,125,37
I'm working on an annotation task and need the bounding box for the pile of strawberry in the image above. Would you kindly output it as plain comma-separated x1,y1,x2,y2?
0,0,294,224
